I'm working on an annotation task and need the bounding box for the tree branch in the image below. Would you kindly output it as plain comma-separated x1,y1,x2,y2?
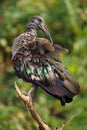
14,82,51,130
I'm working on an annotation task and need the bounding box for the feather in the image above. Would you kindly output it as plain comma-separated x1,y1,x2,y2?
34,78,74,106
46,44,69,62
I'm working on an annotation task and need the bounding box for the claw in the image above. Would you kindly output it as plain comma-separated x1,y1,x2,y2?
22,91,28,96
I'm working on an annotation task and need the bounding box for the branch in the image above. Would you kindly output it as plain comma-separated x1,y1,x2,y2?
14,82,51,130
54,113,79,130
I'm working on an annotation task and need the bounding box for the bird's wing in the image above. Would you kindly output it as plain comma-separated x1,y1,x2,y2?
34,38,80,95
46,44,69,62
45,44,80,95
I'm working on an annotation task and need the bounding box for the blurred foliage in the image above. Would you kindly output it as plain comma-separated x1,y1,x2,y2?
0,0,87,130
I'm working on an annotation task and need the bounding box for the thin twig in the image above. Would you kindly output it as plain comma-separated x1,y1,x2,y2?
54,113,79,130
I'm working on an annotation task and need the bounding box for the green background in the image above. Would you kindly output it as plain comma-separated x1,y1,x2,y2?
0,0,87,130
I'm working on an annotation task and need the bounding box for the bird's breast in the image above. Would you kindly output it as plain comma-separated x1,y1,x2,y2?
12,46,55,86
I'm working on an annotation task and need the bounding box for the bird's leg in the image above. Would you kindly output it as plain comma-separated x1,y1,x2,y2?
27,84,38,103
32,85,38,103
27,85,35,97
22,84,34,97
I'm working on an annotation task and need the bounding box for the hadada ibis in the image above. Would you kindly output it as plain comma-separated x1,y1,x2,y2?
12,16,80,106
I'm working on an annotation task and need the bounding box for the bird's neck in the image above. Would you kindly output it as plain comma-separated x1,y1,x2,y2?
25,23,37,37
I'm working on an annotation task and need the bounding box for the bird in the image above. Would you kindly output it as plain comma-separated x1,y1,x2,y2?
12,16,80,106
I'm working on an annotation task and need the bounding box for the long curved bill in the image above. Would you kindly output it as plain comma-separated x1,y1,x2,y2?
39,24,53,44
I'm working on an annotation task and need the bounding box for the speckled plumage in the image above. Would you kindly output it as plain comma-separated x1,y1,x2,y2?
12,16,80,106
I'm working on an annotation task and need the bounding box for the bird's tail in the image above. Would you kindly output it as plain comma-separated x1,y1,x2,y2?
35,78,75,106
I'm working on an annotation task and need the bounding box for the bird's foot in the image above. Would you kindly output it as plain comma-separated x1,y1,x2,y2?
22,91,28,96
21,91,34,108
21,85,38,104
21,90,35,104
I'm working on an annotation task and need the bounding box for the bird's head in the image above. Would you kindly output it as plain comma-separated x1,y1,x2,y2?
28,16,53,44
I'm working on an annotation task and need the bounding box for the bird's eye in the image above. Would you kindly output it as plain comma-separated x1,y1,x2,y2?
31,19,34,23
38,19,42,23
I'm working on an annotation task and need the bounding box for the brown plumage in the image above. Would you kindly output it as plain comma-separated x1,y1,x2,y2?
12,16,80,106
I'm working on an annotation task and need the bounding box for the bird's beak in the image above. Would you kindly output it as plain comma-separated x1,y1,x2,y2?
39,23,53,44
